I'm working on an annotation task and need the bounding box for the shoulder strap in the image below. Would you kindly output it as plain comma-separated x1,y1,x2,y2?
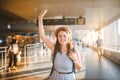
49,47,57,76
72,47,76,73
72,61,75,73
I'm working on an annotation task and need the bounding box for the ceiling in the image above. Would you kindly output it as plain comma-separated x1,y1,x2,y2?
0,0,120,37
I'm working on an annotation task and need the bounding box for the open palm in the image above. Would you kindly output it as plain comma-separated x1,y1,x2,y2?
38,9,48,19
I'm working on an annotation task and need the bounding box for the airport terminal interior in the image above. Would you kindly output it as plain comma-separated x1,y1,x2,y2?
0,0,120,80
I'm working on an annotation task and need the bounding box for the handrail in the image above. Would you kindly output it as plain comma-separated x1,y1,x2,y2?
0,43,43,72
24,43,41,66
0,46,7,71
0,46,7,48
104,44,120,47
103,44,120,53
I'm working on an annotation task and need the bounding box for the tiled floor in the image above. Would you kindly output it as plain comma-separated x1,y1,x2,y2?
0,47,120,80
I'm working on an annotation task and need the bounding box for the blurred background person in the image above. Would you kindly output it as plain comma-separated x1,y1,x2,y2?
7,39,19,72
96,35,104,61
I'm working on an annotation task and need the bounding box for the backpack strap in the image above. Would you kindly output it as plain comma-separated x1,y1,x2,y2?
49,47,57,76
72,61,75,73
7,44,13,53
72,47,76,73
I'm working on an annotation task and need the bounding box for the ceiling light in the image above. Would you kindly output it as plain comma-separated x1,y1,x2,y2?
7,24,11,29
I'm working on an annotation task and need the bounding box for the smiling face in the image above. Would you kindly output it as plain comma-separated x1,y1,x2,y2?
57,31,69,45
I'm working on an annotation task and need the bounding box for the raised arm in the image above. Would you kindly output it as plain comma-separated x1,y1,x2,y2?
38,9,54,52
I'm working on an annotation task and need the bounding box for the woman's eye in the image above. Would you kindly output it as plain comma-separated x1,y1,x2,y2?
63,35,66,37
58,35,61,37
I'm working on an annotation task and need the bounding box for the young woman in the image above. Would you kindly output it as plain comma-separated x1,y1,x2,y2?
38,9,83,80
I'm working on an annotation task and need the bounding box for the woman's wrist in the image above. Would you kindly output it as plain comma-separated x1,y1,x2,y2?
73,60,78,64
38,18,43,21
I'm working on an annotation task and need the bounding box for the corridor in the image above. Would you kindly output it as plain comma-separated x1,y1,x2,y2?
0,47,120,80
0,0,120,80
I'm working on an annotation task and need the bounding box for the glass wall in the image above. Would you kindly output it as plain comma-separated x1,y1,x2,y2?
103,18,120,51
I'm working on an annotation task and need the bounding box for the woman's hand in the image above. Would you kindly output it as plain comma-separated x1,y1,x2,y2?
68,51,77,62
68,49,83,71
38,9,48,19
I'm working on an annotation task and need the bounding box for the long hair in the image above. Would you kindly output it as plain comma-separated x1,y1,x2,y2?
54,26,74,55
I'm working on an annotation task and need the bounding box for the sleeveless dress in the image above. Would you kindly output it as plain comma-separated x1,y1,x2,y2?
50,51,75,80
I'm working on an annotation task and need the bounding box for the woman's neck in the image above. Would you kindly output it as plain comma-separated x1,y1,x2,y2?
61,44,67,52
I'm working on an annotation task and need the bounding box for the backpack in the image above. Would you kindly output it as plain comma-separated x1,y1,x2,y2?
7,44,13,53
6,44,13,58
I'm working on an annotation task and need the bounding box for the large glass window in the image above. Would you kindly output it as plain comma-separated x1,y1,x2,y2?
103,18,120,51
118,19,120,34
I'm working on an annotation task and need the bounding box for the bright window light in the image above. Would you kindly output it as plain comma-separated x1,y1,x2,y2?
7,24,11,29
0,39,2,44
118,19,120,34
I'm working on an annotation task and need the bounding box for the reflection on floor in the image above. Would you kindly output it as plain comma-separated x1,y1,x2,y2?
0,47,120,80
